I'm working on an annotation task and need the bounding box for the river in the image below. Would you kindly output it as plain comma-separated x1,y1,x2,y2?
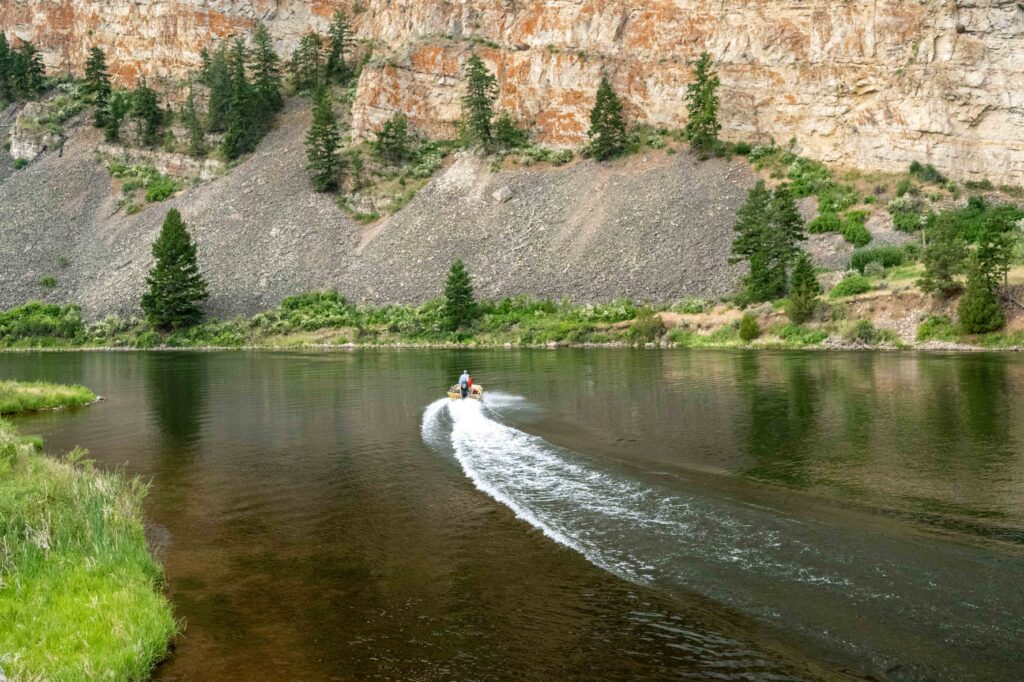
3,349,1023,681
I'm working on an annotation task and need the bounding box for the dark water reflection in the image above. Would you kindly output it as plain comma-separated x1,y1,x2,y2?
3,350,1023,681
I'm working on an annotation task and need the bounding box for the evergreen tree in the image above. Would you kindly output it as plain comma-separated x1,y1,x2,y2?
730,181,805,303
141,209,209,331
101,90,129,141
443,259,477,331
918,213,967,297
132,80,162,147
765,184,805,296
958,254,1004,334
182,86,206,157
373,112,411,164
305,87,342,192
205,43,232,133
251,22,284,119
974,209,1017,292
221,37,257,159
198,47,212,85
586,76,626,161
0,34,11,102
785,250,821,323
83,47,111,100
12,41,45,97
462,55,497,148
494,111,528,150
290,32,324,93
683,51,721,156
326,10,356,84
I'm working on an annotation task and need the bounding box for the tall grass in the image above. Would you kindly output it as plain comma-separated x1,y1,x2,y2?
0,380,96,414
0,390,176,680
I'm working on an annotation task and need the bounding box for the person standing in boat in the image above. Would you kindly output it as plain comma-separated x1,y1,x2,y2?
458,370,470,398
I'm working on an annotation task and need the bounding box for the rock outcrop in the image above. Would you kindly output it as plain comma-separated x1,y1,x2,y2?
3,1,1023,184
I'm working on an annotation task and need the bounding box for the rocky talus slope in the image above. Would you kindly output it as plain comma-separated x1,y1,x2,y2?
4,0,1023,185
0,103,754,319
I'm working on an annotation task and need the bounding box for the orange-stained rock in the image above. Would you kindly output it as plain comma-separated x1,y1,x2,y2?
4,0,1023,183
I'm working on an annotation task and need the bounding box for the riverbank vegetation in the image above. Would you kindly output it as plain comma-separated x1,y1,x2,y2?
0,383,176,680
0,380,95,414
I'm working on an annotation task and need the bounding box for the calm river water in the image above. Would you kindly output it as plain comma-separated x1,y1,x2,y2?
3,350,1023,681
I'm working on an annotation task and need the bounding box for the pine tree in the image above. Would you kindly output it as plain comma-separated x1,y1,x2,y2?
494,111,528,150
198,48,212,85
0,34,12,102
974,208,1017,292
443,259,477,331
101,91,129,141
12,41,45,97
132,80,162,147
730,182,805,303
765,184,805,297
290,32,324,93
786,250,821,323
918,213,967,297
83,47,111,101
683,51,721,156
958,254,1004,334
221,37,256,159
205,43,232,133
305,87,342,192
462,55,497,148
251,22,283,119
373,112,411,164
182,86,206,157
326,10,356,84
141,209,209,331
586,76,626,161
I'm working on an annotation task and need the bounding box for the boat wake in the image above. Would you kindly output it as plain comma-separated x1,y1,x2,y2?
420,394,1024,679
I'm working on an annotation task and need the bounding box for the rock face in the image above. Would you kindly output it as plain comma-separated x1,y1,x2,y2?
9,102,63,162
4,1,1024,185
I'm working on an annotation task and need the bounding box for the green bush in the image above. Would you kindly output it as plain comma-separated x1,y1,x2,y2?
829,274,873,298
909,161,947,185
738,312,760,341
38,276,56,289
850,245,905,273
672,298,709,314
0,302,85,346
916,315,958,342
895,178,914,197
807,212,840,234
144,175,178,202
843,319,878,344
775,323,828,345
840,210,872,246
964,178,994,191
626,309,665,344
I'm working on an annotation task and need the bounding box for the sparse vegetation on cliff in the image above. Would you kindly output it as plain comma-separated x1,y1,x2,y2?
586,76,627,161
0,387,176,681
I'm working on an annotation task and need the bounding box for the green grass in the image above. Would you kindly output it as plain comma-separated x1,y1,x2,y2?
0,380,96,414
829,274,873,299
0,406,176,680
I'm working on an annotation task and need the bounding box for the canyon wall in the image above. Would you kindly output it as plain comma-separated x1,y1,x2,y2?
3,0,1023,184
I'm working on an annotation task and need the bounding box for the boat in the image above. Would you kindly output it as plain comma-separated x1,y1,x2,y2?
448,384,483,400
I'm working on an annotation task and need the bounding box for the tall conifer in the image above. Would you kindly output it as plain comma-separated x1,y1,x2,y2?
141,209,209,330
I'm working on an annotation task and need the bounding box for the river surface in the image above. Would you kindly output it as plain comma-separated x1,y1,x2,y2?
3,350,1023,681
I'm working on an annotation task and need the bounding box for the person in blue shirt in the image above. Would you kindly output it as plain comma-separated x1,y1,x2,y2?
458,370,470,398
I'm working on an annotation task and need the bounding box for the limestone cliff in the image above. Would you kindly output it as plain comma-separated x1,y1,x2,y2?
2,1,1023,184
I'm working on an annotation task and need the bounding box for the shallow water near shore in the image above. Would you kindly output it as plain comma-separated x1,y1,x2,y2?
3,349,1023,680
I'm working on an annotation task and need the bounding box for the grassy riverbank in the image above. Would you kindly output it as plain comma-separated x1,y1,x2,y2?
2,287,1024,352
0,383,176,681
0,380,95,414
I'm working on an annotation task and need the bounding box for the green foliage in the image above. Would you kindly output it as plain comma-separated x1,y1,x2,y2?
944,196,1024,244
141,209,209,330
626,309,666,343
203,43,232,132
6,41,45,98
326,10,357,84
12,157,27,170
144,175,178,202
0,33,11,102
38,275,56,289
305,87,342,192
0,302,85,346
0,417,176,680
181,86,206,157
520,145,573,166
730,181,806,303
958,254,1004,334
918,212,967,297
462,55,498,148
683,52,721,156
774,323,828,346
829,274,873,298
251,22,284,118
964,178,994,191
738,312,760,341
840,210,872,247
586,76,627,161
220,37,258,159
100,90,129,141
83,47,111,128
888,195,927,232
443,259,478,331
807,212,840,234
785,251,821,323
131,80,163,147
108,163,179,202
851,245,905,273
672,298,709,314
843,319,879,344
494,111,530,151
916,315,958,342
909,161,946,185
290,32,325,93
373,112,412,164
0,380,95,415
